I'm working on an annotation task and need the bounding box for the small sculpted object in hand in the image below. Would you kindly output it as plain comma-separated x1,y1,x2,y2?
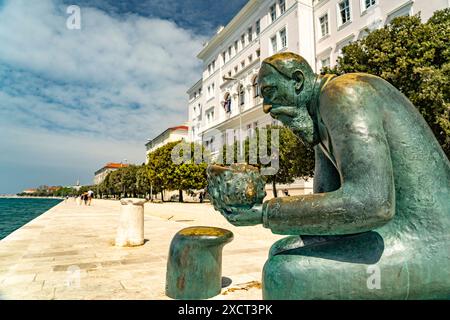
207,164,266,226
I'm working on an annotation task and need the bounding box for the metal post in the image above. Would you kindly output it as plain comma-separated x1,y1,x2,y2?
223,76,244,161
239,103,243,158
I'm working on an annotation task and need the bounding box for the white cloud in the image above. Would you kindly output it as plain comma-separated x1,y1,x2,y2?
0,0,206,192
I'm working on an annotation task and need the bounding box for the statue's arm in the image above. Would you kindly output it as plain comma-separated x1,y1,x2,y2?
263,93,395,235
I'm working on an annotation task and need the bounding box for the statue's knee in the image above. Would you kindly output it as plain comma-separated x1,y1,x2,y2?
262,254,311,300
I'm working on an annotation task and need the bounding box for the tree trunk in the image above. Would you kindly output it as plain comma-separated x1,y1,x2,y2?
161,190,164,202
179,190,184,203
272,180,278,198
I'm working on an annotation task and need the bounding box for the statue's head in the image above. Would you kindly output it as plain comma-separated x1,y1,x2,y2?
259,52,318,145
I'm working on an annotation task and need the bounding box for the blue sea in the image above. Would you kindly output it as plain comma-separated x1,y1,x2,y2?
0,198,62,240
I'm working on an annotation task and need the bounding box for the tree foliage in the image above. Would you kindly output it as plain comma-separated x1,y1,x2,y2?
324,9,450,158
146,140,208,201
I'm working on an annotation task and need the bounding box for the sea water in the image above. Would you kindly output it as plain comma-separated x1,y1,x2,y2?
0,198,62,240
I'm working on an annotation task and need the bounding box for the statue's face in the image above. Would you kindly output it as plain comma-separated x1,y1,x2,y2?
259,63,317,145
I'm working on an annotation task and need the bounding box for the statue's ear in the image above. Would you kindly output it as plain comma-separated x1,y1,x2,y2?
292,70,304,94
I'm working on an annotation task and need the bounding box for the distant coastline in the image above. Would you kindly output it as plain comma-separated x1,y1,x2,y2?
0,195,64,199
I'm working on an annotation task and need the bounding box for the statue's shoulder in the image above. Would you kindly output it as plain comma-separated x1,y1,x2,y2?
320,73,385,105
323,73,382,93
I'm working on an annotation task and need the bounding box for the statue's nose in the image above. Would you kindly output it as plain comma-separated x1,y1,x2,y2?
263,104,272,113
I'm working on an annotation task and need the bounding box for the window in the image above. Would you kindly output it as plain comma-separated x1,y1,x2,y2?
256,49,261,57
206,109,215,124
248,54,253,63
321,57,331,69
270,4,276,22
241,61,245,69
247,124,252,138
208,84,215,99
279,0,286,14
256,20,260,35
239,84,245,106
228,71,232,77
271,35,278,54
248,27,253,42
222,51,226,63
212,59,216,70
234,40,238,52
319,14,329,37
386,3,412,24
234,66,238,74
228,46,232,58
280,28,287,48
208,64,211,74
241,34,245,47
234,129,239,143
252,76,260,98
338,0,351,25
364,0,376,10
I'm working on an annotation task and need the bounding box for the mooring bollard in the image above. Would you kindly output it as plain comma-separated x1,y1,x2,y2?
115,198,147,247
166,226,234,300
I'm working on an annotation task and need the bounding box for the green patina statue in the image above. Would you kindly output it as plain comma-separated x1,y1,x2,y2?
207,52,450,299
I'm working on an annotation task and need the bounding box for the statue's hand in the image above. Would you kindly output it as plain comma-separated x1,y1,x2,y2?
223,205,263,227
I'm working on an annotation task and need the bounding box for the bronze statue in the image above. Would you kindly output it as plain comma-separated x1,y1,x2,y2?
207,52,450,299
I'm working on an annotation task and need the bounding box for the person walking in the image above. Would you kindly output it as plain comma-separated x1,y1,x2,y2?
87,190,94,206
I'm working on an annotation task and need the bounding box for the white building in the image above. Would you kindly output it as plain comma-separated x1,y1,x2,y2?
314,0,450,70
187,0,448,195
145,125,189,164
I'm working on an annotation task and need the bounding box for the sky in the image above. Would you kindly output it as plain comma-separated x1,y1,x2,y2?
0,0,248,194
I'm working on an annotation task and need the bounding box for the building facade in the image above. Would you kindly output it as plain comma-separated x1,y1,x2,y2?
314,0,450,71
94,163,129,185
188,0,315,157
145,125,189,164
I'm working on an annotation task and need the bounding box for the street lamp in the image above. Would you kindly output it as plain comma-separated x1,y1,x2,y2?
222,76,244,158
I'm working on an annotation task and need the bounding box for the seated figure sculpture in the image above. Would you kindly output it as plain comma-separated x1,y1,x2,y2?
207,52,450,299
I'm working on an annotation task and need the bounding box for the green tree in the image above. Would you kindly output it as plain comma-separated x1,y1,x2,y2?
147,140,208,202
171,142,208,202
324,9,450,158
221,125,315,197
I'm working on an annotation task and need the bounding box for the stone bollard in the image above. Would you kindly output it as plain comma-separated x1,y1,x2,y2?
166,226,234,300
115,198,147,247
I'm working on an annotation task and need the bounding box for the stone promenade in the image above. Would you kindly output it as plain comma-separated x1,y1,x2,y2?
0,199,283,299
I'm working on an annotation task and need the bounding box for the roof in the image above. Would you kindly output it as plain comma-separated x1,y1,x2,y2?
104,163,129,169
94,163,129,176
169,126,188,131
